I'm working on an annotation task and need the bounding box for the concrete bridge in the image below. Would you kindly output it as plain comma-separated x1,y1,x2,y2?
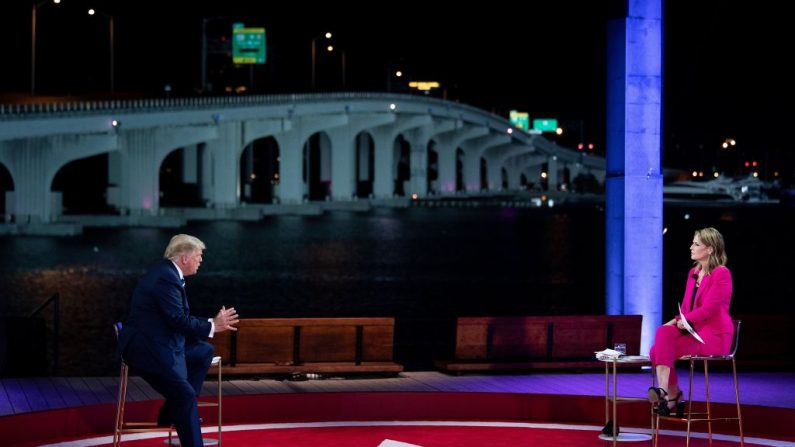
0,93,605,226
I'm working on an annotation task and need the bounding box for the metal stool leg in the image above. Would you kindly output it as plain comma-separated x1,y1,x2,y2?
217,359,222,447
732,358,744,447
686,359,695,447
704,360,713,447
113,362,128,447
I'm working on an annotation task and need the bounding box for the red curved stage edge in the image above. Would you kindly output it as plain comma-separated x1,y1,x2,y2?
1,392,793,446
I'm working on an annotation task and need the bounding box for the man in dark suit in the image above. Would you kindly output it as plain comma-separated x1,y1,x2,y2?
118,234,239,447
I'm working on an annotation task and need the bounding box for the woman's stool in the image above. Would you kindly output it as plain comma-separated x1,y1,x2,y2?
653,320,743,447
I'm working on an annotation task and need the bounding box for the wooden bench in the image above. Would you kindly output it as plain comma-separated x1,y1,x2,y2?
210,317,403,375
435,315,643,372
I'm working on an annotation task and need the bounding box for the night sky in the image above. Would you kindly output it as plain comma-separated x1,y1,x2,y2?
1,0,792,181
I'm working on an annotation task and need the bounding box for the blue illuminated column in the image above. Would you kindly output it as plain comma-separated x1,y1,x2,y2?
605,1,663,354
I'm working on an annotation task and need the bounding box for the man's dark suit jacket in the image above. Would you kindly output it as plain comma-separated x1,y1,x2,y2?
118,259,211,378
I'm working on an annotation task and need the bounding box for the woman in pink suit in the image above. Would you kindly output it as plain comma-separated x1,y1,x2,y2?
648,227,735,416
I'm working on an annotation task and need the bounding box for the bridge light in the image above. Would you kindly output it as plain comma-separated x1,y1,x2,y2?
111,119,121,129
389,103,396,111
506,128,514,134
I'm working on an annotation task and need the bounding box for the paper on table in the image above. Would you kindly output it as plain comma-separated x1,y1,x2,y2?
678,303,705,344
595,348,623,360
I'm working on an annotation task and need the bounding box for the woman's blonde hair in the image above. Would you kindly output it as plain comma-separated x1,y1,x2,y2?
163,234,206,259
694,227,727,274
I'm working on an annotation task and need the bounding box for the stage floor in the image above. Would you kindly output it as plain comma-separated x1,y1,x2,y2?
1,370,794,446
3,370,794,416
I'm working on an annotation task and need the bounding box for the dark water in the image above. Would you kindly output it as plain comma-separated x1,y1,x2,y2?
1,204,792,375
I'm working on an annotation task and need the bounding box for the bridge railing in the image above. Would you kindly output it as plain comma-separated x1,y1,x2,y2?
0,92,605,169
0,92,495,122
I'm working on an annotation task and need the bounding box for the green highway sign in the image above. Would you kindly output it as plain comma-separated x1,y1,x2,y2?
509,110,530,131
232,25,266,64
533,118,558,132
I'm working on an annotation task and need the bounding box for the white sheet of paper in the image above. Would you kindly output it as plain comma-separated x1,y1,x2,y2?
378,440,424,447
679,303,705,344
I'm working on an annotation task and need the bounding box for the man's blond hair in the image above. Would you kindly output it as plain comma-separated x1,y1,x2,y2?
163,234,206,259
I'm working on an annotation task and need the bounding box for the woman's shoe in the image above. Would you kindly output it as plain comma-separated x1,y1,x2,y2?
648,386,668,405
674,399,686,418
655,390,684,417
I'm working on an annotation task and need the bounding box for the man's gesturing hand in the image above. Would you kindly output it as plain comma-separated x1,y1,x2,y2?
213,306,240,333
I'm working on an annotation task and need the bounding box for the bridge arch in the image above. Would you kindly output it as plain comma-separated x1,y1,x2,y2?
158,147,205,208
427,140,438,195
455,148,465,192
51,153,116,215
0,162,13,218
240,136,280,204
304,132,332,201
355,132,375,198
479,157,488,191
393,135,410,197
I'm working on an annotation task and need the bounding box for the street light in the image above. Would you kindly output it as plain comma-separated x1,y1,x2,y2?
311,32,332,89
88,7,114,95
386,61,404,92
31,0,62,96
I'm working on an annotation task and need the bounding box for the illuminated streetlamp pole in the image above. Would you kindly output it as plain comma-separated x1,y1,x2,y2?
201,18,210,92
88,8,114,95
341,50,347,89
311,32,332,89
31,0,61,96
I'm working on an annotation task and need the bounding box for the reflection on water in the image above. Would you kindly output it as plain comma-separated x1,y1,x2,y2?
0,205,792,375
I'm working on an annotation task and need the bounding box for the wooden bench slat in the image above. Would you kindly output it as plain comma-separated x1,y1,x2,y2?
439,315,643,372
235,326,294,364
210,317,402,375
